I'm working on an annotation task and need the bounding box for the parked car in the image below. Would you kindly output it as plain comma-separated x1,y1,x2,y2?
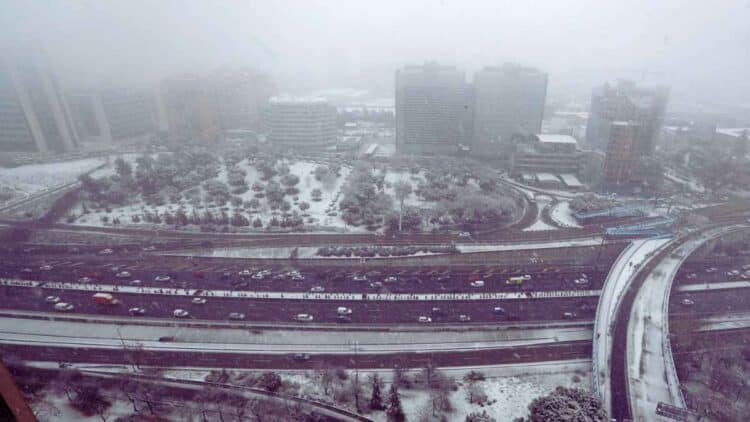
459,314,472,322
77,277,93,284
130,279,143,285
128,307,146,316
173,309,190,318
292,353,310,361
191,297,207,305
458,232,471,238
418,316,432,323
310,286,325,293
563,312,577,319
238,270,253,278
45,295,61,304
384,276,398,283
116,271,131,279
154,275,171,282
39,264,53,271
352,274,368,282
337,315,352,323
337,307,352,315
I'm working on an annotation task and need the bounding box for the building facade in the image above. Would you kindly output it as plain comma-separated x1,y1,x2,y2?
602,121,640,186
395,63,468,154
510,134,582,176
0,50,79,154
263,96,337,147
586,80,669,155
159,76,223,144
473,64,547,154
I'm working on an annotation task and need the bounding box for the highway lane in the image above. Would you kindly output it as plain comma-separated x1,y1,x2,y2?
0,341,592,370
0,261,610,295
0,281,599,324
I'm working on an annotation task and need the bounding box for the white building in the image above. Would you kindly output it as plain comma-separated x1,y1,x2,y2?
263,96,337,147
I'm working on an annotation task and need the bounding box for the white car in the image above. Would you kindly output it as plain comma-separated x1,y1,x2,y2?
290,271,305,281
39,264,53,271
680,298,695,306
337,307,352,315
310,286,325,293
130,279,143,285
128,307,146,316
77,277,93,284
459,314,472,322
384,276,398,283
418,316,432,323
705,267,717,273
238,270,253,278
458,232,471,238
142,245,157,252
295,313,314,322
116,271,131,279
45,295,61,304
522,274,532,280
742,264,750,270
191,297,207,305
251,272,266,280
99,248,114,255
154,275,171,282
352,274,368,282
173,309,190,318
228,312,245,320
573,278,590,285
686,273,697,279
727,270,740,277
470,280,485,288
54,302,74,312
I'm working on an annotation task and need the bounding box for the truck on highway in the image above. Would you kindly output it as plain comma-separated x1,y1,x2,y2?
92,292,119,305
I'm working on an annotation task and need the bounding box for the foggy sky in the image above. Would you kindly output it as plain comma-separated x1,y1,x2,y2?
2,0,749,105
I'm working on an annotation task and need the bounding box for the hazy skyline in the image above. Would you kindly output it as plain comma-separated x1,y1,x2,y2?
3,1,750,106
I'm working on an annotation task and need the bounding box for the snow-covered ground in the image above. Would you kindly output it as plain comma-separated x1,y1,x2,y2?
522,195,558,232
0,157,106,203
31,390,133,422
70,158,360,231
383,170,429,208
550,201,583,228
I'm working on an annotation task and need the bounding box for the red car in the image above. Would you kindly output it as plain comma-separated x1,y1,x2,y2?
192,270,205,279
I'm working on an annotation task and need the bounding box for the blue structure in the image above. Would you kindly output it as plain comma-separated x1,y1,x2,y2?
574,206,645,223
605,216,675,238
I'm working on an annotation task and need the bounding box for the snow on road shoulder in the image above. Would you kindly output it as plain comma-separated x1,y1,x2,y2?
550,201,582,228
0,157,106,194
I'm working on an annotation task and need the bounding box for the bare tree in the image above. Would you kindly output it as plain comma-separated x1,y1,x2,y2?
393,180,413,232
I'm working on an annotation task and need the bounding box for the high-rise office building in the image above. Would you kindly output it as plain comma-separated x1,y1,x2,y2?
602,121,640,186
472,64,547,154
263,96,337,147
395,62,468,154
586,80,669,155
158,76,223,144
0,49,79,154
209,68,276,132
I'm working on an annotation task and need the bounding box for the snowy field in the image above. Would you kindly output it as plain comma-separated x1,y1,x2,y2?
522,194,558,232
70,158,361,232
0,157,105,203
550,201,583,228
383,169,429,208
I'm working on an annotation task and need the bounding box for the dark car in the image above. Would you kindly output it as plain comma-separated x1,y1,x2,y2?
337,315,353,323
292,353,310,361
